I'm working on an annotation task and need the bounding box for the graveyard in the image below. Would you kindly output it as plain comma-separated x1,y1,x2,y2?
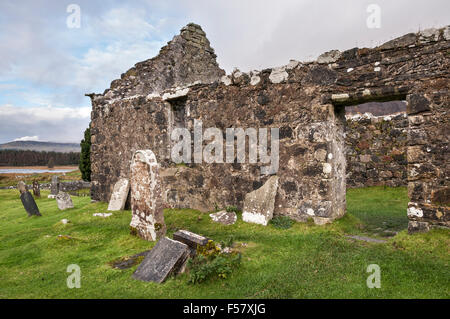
0,6,448,302
0,184,448,298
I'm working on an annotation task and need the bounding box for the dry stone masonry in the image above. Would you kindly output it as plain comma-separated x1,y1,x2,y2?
345,111,408,188
88,23,450,233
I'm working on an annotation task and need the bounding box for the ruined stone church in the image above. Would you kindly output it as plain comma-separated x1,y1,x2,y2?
87,23,449,233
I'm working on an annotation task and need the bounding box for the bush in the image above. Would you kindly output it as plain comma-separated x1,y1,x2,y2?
79,127,91,181
47,157,54,168
225,206,241,214
270,216,294,229
187,240,241,284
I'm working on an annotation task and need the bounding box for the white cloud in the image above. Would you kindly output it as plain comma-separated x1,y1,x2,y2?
14,135,40,141
0,104,90,143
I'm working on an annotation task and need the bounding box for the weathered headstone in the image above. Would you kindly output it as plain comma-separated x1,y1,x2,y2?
18,181,41,217
56,192,74,210
173,229,209,257
132,237,190,283
32,180,40,198
17,181,28,193
129,150,166,241
107,178,130,211
242,175,279,226
50,175,60,195
209,210,237,225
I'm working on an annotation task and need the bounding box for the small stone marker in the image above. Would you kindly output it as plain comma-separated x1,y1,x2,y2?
18,181,41,217
93,213,112,218
132,237,190,283
130,149,166,241
50,175,60,195
173,229,209,256
242,175,279,226
209,210,237,225
56,192,74,210
107,178,130,211
32,180,40,198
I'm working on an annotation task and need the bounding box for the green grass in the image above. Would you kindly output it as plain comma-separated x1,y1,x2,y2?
347,186,409,235
0,187,448,299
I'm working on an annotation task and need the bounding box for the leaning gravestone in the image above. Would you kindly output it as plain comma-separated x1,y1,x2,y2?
56,192,74,210
242,175,279,226
32,180,40,198
132,237,190,283
129,150,166,241
107,178,130,211
18,181,42,217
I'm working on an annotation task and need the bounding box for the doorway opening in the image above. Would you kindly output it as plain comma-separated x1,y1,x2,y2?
343,100,409,236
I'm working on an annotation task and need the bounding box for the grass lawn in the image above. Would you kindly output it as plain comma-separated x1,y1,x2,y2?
0,186,448,298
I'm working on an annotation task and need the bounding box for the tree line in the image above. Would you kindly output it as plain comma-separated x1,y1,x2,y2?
0,150,80,166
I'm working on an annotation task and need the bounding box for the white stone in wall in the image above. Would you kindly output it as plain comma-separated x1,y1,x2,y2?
269,67,288,84
162,87,189,101
331,93,350,103
220,75,232,86
407,202,423,218
316,50,341,64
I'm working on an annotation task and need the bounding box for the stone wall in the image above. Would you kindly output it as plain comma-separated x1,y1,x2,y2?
346,112,408,188
88,23,449,231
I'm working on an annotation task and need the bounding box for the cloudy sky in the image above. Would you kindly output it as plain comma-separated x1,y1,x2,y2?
0,0,448,143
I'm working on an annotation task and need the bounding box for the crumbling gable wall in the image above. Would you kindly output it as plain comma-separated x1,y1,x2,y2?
88,24,449,231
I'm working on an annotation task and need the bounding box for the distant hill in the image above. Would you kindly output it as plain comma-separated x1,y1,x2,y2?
345,101,406,117
0,141,80,153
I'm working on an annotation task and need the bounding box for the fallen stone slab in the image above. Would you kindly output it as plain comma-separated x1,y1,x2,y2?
132,237,190,283
209,210,237,225
347,235,387,244
242,175,279,226
48,194,57,199
173,230,209,256
56,192,74,210
107,178,130,211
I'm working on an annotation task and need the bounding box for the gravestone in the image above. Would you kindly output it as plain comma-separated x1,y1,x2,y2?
107,178,130,211
242,175,279,226
129,150,166,241
32,180,40,198
18,181,41,217
50,175,60,195
132,237,190,283
18,181,28,193
173,229,209,257
56,192,74,210
209,210,237,225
